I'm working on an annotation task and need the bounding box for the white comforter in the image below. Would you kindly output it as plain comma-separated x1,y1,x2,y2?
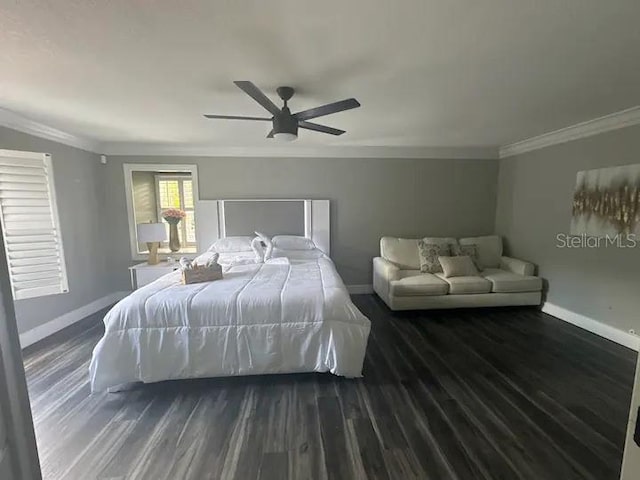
89,255,370,392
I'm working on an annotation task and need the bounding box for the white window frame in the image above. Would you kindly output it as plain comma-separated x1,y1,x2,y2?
154,174,197,249
123,163,199,261
0,149,69,300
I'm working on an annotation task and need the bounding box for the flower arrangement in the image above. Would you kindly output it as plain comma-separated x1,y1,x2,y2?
162,209,186,225
162,209,186,252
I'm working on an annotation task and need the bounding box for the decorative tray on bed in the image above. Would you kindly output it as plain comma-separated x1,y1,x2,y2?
181,264,223,285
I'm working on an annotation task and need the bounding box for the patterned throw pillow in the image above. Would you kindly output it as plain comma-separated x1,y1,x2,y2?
452,243,481,269
418,241,451,273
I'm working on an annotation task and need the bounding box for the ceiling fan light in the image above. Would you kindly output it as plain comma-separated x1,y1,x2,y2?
273,132,297,142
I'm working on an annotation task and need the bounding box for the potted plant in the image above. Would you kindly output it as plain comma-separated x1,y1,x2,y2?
162,209,186,252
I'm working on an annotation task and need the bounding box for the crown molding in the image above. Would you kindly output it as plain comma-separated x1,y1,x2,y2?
0,107,100,152
0,107,498,159
499,106,640,158
98,142,498,159
4,103,640,160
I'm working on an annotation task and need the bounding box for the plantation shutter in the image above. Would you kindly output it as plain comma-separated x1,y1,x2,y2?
0,150,69,300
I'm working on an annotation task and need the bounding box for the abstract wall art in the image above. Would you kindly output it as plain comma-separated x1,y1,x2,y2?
571,163,640,236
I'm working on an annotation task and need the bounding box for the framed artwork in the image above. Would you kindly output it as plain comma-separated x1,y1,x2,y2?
571,163,640,236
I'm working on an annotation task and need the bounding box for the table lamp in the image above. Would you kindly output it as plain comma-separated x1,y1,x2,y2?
137,222,167,265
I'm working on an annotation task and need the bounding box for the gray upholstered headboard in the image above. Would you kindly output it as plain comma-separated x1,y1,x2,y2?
223,200,305,237
195,199,330,255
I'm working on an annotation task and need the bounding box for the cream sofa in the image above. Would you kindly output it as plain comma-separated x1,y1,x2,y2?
373,235,542,310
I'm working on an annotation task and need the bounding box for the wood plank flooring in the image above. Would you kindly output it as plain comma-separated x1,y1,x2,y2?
23,295,637,480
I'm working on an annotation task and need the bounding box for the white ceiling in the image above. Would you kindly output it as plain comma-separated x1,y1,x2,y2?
1,0,640,151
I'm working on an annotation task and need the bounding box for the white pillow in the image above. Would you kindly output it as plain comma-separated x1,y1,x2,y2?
271,235,315,250
438,255,479,278
208,236,254,253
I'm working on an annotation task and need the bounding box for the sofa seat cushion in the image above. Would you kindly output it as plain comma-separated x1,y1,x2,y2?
390,271,450,297
434,273,492,294
481,268,543,293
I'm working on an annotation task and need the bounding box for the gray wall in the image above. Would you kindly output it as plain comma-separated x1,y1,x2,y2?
0,127,111,334
3,118,638,338
495,124,640,332
104,156,499,288
0,126,499,333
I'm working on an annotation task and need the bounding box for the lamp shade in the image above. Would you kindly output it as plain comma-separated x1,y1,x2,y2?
273,132,297,142
137,222,167,242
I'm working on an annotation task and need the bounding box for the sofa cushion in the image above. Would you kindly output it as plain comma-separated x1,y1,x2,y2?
435,273,492,294
380,237,421,270
418,241,450,273
390,271,450,297
459,235,503,269
423,237,458,248
481,268,543,293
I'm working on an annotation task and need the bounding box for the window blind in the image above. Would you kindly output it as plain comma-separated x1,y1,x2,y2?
0,150,68,300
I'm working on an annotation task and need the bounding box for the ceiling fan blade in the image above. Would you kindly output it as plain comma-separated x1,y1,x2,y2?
298,121,345,136
294,98,360,121
266,130,274,138
234,81,281,116
204,114,272,121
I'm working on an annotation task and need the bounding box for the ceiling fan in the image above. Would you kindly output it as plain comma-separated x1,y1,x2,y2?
204,81,360,141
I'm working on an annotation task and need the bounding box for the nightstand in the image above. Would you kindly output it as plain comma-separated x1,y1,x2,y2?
129,262,179,289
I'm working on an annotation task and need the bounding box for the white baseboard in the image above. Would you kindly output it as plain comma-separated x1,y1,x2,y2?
347,284,374,295
19,291,130,349
542,302,640,351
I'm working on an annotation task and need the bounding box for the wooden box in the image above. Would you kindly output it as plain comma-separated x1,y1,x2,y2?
181,264,223,285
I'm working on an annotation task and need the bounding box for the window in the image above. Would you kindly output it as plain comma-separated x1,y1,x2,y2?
155,175,196,248
0,150,68,300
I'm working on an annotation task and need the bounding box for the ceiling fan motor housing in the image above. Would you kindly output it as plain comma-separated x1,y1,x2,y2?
273,107,298,136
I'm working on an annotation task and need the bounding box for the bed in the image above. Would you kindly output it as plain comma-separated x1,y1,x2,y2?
89,199,370,392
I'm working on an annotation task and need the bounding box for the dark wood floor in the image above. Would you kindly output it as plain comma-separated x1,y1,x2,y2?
23,295,637,480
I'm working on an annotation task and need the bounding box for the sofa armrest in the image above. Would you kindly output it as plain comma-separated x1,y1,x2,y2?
373,257,400,303
373,257,400,281
500,256,535,276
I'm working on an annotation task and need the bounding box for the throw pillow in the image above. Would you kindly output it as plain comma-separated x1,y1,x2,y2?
452,243,481,269
271,235,316,250
459,235,503,269
438,255,479,278
418,241,450,273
